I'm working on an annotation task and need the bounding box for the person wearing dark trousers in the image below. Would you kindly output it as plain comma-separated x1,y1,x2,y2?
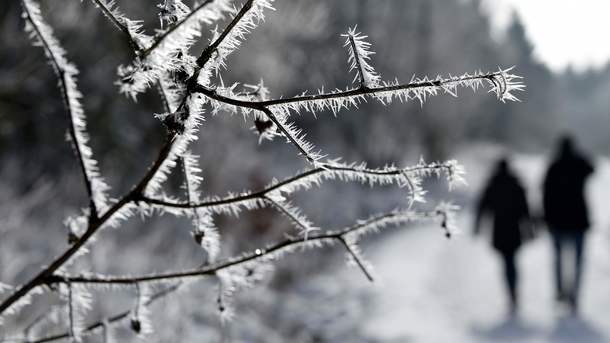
543,135,594,314
475,158,531,316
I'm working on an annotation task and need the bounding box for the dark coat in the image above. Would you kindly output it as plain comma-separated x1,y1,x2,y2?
476,166,530,253
543,149,594,232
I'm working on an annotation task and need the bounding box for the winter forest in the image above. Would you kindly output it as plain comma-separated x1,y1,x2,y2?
1,0,610,342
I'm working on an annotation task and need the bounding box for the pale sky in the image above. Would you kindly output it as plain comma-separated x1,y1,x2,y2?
484,0,610,71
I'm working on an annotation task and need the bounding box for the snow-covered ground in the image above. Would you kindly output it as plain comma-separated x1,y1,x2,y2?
345,148,610,342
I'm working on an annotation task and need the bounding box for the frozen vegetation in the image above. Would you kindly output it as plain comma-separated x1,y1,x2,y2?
1,0,609,342
0,0,523,341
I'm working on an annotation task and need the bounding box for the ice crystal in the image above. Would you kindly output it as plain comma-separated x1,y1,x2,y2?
342,27,382,88
158,0,190,28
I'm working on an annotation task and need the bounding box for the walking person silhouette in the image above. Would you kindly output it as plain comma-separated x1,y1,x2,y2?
543,135,594,314
475,157,532,316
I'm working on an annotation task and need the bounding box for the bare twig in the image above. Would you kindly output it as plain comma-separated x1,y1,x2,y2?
339,237,373,282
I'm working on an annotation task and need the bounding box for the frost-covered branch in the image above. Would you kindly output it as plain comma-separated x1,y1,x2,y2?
116,0,233,98
258,107,324,164
0,135,174,322
181,153,221,262
12,283,182,343
66,283,75,341
44,207,453,287
117,0,275,98
193,67,521,164
140,160,465,214
343,27,381,88
338,236,374,282
202,71,521,165
141,0,229,58
194,0,273,71
196,68,523,116
195,0,253,68
21,0,110,216
87,0,150,51
263,195,318,238
127,0,276,198
1,0,241,322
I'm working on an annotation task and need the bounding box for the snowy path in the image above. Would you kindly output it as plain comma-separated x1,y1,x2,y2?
358,222,610,342
350,154,610,342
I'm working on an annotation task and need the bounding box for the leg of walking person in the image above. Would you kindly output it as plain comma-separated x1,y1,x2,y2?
502,250,518,315
551,231,565,302
571,231,586,314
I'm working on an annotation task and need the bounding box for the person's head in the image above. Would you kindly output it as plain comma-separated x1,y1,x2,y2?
495,157,510,175
557,134,575,156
